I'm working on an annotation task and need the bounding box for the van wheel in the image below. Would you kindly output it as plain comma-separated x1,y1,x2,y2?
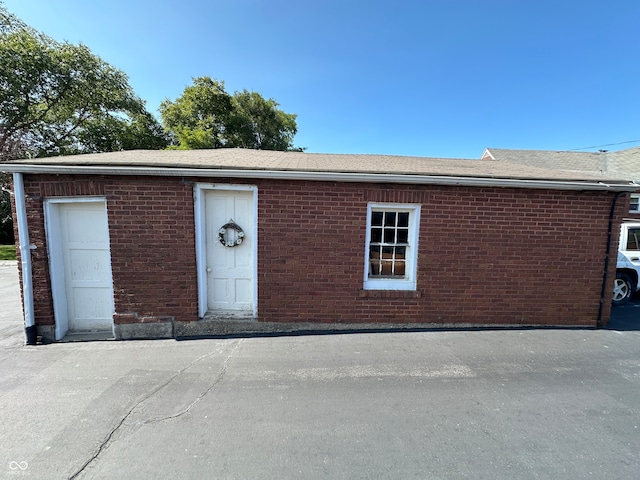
612,272,634,306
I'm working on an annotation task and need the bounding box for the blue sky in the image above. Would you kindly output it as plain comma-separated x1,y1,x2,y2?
3,0,640,158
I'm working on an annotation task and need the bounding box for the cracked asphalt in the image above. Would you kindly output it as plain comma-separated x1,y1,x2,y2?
1,261,639,479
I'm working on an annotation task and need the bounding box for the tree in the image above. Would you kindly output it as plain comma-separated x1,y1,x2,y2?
78,111,169,153
228,90,299,151
0,184,11,244
0,4,169,244
160,76,302,151
0,5,168,159
159,77,233,150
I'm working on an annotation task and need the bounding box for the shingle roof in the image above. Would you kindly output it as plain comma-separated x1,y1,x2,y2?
2,148,633,184
483,146,640,181
608,147,640,179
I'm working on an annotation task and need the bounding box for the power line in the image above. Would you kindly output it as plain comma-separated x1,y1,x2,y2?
569,139,640,151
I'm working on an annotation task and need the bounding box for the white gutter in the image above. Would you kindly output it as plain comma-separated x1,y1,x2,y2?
1,164,638,192
12,173,37,344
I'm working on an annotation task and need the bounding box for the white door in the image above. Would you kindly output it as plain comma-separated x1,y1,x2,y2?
205,190,255,314
49,201,114,337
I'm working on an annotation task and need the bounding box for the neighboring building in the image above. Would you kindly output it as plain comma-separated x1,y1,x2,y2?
629,193,640,217
2,149,637,342
482,146,640,220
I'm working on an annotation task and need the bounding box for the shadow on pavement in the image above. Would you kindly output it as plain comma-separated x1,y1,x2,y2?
606,294,640,331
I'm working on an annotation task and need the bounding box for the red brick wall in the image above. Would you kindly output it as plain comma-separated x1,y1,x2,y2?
105,177,198,324
18,174,624,329
258,181,622,326
19,175,198,327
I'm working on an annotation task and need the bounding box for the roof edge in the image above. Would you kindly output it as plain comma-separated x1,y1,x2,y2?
2,164,638,192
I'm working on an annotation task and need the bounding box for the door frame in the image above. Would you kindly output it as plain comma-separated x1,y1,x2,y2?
44,197,115,340
194,183,258,318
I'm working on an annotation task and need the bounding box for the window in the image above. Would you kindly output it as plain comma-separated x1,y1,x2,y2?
364,203,420,290
626,228,640,251
630,194,639,214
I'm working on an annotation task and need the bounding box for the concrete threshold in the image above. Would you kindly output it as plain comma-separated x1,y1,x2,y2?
61,331,115,342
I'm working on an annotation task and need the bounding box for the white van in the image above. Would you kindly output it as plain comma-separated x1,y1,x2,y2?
614,222,640,305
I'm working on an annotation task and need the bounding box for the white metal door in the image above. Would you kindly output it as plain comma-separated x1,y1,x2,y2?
205,190,254,313
52,201,114,335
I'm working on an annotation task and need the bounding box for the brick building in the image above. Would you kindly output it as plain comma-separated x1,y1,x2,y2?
3,149,637,342
482,146,640,220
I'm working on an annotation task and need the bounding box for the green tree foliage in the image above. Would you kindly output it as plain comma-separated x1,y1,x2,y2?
0,185,11,244
0,5,168,159
159,77,232,149
229,90,300,150
78,111,169,153
0,4,169,243
160,76,301,151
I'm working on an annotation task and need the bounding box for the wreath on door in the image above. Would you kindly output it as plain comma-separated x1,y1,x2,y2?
218,219,245,247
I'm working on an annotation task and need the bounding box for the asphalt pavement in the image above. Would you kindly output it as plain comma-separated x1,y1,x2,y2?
1,261,639,479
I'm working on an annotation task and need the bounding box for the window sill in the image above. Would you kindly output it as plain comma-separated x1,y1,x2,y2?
359,290,421,299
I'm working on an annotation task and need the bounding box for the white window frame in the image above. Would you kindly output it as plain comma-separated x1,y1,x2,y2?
363,203,420,291
630,194,639,214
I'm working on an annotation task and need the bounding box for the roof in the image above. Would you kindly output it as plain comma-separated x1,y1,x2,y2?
1,148,638,192
482,146,640,182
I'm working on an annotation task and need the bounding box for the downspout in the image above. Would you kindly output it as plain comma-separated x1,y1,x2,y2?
597,191,625,328
12,173,37,344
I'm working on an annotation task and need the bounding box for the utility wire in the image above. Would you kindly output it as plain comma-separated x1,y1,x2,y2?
569,140,640,151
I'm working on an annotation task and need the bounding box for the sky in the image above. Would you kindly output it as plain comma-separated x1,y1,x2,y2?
3,0,640,159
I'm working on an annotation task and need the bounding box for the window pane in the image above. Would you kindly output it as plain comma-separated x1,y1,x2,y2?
371,211,383,226
383,229,395,243
398,212,409,227
371,227,382,243
628,229,640,250
372,214,408,275
369,246,381,276
380,248,392,275
384,211,396,226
